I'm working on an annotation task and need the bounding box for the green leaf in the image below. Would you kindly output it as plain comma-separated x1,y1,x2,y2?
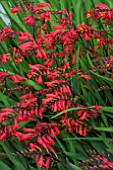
101,107,113,113
94,127,113,132
0,141,26,170
0,92,15,107
0,161,13,170
90,71,113,84
63,137,110,141
58,163,67,170
69,163,82,170
75,46,80,68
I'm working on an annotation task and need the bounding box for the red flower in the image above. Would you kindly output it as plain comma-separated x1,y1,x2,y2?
90,105,102,110
44,157,51,169
77,23,94,40
72,52,76,65
37,2,51,8
15,132,33,141
94,3,109,20
0,54,10,63
78,72,91,80
13,47,24,64
23,16,36,26
0,108,14,118
17,32,33,44
10,74,26,83
37,136,47,149
11,7,22,14
0,127,7,141
36,75,43,84
19,41,37,54
0,72,9,78
12,119,20,132
24,98,37,107
36,155,44,167
85,10,94,18
0,27,14,41
95,3,108,10
20,91,34,100
40,11,50,22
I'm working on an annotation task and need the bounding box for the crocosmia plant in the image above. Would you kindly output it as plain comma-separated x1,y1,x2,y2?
0,1,113,169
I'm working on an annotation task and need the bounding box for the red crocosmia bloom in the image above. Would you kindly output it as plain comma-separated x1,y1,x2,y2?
54,126,60,136
24,98,37,107
30,143,40,150
23,16,36,26
44,59,54,67
35,49,43,58
0,27,14,41
94,3,109,20
36,155,39,165
12,119,20,132
37,155,44,167
76,124,87,136
11,7,22,14
95,3,108,10
40,11,50,22
90,105,102,110
72,52,76,65
37,2,51,8
32,106,39,116
79,111,89,121
82,126,87,136
40,48,48,59
0,54,10,63
17,32,33,44
19,41,37,54
46,144,56,156
85,10,94,18
13,56,24,64
23,128,35,133
63,62,70,69
41,136,54,145
17,113,33,122
77,23,94,40
39,106,44,119
29,6,42,14
78,72,91,81
0,108,14,118
83,33,92,41
46,136,55,145
76,125,84,136
36,75,43,84
37,136,47,149
1,108,14,112
0,72,9,78
20,91,34,100
44,157,51,169
92,155,113,167
50,128,58,138
15,132,33,141
10,74,26,83
44,80,64,87
110,55,113,61
105,10,112,25
13,47,24,64
0,127,7,141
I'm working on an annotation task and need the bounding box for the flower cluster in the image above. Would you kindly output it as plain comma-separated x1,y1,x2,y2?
79,150,113,169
